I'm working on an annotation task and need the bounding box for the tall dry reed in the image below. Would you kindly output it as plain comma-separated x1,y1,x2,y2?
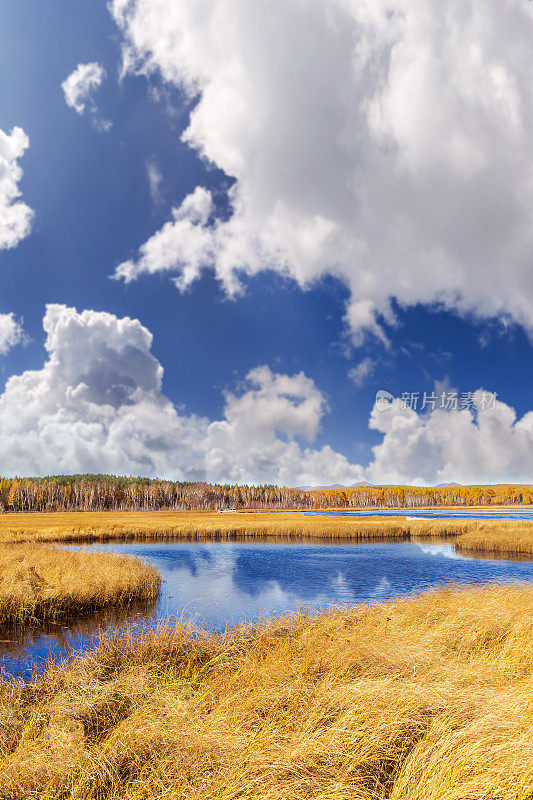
0,544,161,625
0,510,531,555
0,584,531,798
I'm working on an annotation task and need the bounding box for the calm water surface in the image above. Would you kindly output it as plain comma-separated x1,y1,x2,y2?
2,540,533,680
306,509,533,520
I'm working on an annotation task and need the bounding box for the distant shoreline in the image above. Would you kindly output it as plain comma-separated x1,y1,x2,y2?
0,510,532,557
2,504,533,515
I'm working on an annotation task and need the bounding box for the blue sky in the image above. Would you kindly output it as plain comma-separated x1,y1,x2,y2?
1,0,533,485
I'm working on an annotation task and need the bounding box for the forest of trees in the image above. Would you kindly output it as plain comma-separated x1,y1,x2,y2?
0,475,531,512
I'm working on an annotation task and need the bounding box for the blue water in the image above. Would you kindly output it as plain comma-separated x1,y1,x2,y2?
2,540,532,681
306,509,533,520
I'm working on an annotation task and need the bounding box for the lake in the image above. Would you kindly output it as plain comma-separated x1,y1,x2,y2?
305,508,533,519
2,539,533,681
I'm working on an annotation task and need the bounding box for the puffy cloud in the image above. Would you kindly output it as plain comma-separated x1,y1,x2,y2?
0,305,364,484
0,314,26,355
113,187,225,291
0,127,33,250
1,305,533,485
220,365,326,441
62,62,105,114
0,305,205,478
202,365,367,485
61,63,111,131
367,391,533,485
111,0,533,342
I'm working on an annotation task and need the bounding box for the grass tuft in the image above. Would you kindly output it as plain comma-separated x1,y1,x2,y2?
0,585,532,798
0,545,161,625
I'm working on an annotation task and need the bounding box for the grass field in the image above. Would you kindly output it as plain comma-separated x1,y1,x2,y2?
0,584,531,799
0,545,161,625
0,509,531,555
0,511,531,798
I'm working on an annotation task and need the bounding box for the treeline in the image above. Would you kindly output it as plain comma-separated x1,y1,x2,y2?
310,484,533,509
0,476,532,512
0,477,290,512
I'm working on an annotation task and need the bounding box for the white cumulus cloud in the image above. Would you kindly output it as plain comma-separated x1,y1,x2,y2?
367,391,533,485
113,187,221,291
0,305,532,485
62,62,111,131
201,365,366,486
0,305,365,484
110,0,533,342
0,304,204,478
0,127,33,250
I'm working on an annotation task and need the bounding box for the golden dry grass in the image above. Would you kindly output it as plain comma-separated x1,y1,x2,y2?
0,584,531,799
0,510,531,556
0,545,161,625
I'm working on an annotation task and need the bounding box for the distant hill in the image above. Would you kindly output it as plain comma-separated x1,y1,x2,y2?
295,483,344,491
296,481,468,491
296,481,372,491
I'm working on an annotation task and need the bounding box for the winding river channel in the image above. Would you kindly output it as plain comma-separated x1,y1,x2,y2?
2,536,533,680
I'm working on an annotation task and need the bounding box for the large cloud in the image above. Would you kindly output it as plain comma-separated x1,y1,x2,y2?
0,305,204,478
1,305,533,485
0,304,364,484
111,0,533,342
367,393,533,486
202,365,365,486
0,127,33,250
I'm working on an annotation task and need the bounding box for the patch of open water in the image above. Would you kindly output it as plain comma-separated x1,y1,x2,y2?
2,540,532,680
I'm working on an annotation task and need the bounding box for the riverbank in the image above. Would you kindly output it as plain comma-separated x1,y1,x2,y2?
0,584,531,799
0,510,532,556
0,510,529,637
0,545,161,625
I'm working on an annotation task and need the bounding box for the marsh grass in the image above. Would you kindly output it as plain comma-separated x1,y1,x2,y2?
0,545,161,625
0,584,532,798
0,510,531,556
0,511,532,798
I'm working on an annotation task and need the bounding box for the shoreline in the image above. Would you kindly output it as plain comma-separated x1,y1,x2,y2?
0,510,531,556
0,515,531,796
0,544,161,626
2,503,533,514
